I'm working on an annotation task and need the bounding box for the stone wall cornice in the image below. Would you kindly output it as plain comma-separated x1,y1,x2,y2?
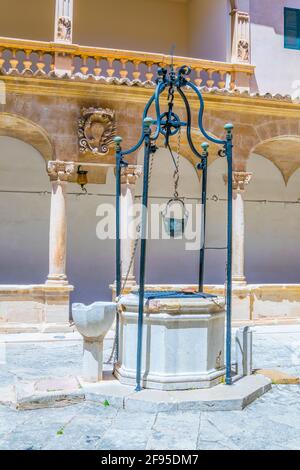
2,75,300,119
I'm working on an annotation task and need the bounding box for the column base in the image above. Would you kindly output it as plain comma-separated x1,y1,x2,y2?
46,274,69,286
110,279,137,300
121,276,136,289
232,276,247,286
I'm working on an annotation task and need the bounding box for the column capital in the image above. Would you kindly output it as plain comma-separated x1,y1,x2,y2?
121,165,142,185
232,171,252,192
223,171,252,193
47,161,75,182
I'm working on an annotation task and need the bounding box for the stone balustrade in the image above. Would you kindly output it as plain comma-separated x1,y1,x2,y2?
0,37,255,90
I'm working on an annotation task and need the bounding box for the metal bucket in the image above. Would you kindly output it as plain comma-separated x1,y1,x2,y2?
161,197,189,238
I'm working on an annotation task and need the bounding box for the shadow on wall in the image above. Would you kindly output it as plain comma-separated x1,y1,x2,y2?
250,0,285,35
205,153,300,284
0,136,50,285
67,151,300,302
245,153,300,283
67,170,116,304
135,147,207,286
205,157,228,284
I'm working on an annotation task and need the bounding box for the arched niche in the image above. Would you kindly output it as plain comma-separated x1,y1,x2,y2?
67,167,117,303
204,157,228,284
0,136,50,284
245,153,300,283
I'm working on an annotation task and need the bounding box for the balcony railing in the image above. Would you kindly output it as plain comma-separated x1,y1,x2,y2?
0,37,255,90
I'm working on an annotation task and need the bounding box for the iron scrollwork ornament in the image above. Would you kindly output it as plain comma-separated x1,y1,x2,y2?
114,64,234,390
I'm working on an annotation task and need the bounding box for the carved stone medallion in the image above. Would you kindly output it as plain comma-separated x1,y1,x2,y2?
78,107,116,156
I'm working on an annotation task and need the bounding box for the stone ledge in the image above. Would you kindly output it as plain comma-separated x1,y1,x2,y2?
0,284,74,295
0,322,76,334
78,374,272,412
0,374,271,412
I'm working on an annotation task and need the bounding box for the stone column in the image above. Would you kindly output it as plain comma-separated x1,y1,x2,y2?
47,161,74,285
231,171,252,285
120,165,142,288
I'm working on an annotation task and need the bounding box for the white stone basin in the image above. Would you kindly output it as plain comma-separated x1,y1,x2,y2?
115,293,226,390
72,301,116,383
72,301,116,340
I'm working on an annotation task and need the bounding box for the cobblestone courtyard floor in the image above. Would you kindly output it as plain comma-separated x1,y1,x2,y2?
0,325,300,450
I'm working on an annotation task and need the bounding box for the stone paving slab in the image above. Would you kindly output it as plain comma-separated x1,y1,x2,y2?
255,369,300,384
0,376,85,410
0,327,299,449
0,385,299,450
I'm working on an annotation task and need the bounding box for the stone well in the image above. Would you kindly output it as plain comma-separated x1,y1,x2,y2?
115,293,226,391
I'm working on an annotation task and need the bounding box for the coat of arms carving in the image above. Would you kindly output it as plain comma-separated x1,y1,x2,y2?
78,108,116,156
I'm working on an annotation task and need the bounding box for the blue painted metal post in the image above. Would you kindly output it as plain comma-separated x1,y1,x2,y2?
114,136,123,363
136,118,153,392
225,123,234,385
198,142,209,292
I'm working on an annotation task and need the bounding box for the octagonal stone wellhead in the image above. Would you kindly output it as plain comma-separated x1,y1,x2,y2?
72,302,116,383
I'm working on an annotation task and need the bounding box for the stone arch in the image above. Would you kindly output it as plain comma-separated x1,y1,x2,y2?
0,113,54,163
255,119,300,144
250,135,300,184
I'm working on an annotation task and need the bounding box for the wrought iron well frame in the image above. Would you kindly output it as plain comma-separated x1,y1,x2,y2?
114,65,234,390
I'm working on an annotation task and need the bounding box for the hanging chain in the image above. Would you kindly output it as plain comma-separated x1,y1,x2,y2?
173,127,181,199
106,152,155,365
120,151,155,293
168,80,175,107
